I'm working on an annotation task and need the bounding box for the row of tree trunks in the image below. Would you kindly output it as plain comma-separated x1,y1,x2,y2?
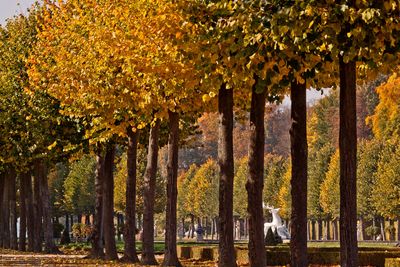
122,128,140,263
142,120,160,265
163,110,181,267
247,81,267,267
36,160,59,253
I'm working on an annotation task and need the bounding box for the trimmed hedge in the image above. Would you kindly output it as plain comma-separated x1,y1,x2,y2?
177,246,400,267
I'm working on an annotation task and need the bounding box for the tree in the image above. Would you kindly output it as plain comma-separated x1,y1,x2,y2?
372,141,400,221
234,158,248,219
63,155,96,217
263,154,288,209
320,150,340,221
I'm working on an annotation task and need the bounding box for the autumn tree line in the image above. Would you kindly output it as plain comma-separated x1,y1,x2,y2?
0,1,400,267
177,79,400,242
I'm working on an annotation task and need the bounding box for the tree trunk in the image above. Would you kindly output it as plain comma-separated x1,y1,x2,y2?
61,213,70,245
217,84,236,267
24,171,35,251
397,218,400,241
326,219,331,241
2,172,10,248
246,80,266,267
162,110,181,267
389,220,395,241
9,169,18,250
290,81,308,267
19,172,28,251
0,173,4,248
190,214,195,238
360,217,365,241
37,160,59,253
33,160,43,252
311,220,316,240
103,144,118,260
182,217,185,240
380,217,386,241
318,219,323,241
122,128,140,263
89,147,105,258
339,57,358,267
142,119,160,265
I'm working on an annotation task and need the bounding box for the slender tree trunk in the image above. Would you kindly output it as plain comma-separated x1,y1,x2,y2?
37,160,59,253
142,120,160,265
326,219,331,241
89,148,105,258
311,220,316,240
33,160,43,252
103,144,118,260
2,172,10,248
162,110,181,267
182,217,185,239
61,213,70,245
190,214,195,238
360,217,365,241
24,171,35,251
290,81,308,267
318,219,323,241
339,57,358,267
19,172,28,251
0,173,4,248
389,220,395,241
380,217,386,241
247,81,266,267
9,169,18,250
217,84,236,267
122,128,140,263
397,218,400,241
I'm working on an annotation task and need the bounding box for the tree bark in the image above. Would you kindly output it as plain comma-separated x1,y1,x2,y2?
339,58,358,267
318,219,323,241
122,128,140,263
246,81,266,267
103,144,118,260
162,110,182,267
397,218,400,241
89,147,105,258
24,171,35,251
61,213,70,245
37,160,59,253
0,173,4,248
290,81,308,267
217,84,236,267
33,160,43,252
142,119,160,265
190,214,195,238
9,169,18,250
2,172,10,248
19,172,28,251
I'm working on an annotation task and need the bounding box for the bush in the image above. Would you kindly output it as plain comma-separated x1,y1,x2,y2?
265,228,282,246
72,223,93,241
365,225,380,237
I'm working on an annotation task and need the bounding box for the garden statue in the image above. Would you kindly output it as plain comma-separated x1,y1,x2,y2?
263,204,291,240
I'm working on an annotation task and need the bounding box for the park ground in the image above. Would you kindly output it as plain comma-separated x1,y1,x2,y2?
0,241,399,266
